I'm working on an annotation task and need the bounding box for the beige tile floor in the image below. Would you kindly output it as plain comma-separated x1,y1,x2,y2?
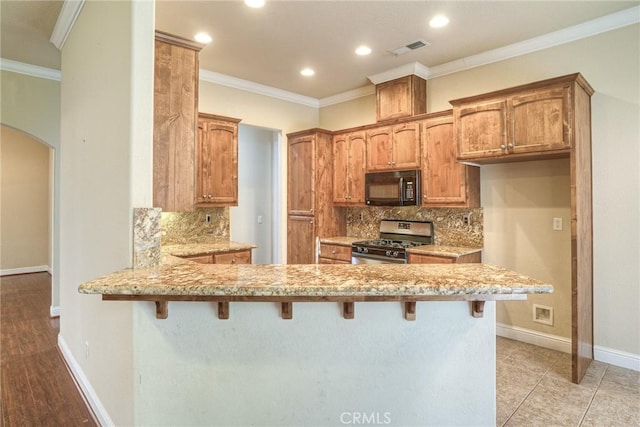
497,336,640,426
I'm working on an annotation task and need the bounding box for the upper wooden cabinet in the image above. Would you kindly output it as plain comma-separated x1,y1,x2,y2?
420,112,480,207
288,133,316,216
452,74,585,163
333,132,366,205
153,31,203,212
366,122,421,171
196,113,241,207
376,75,427,122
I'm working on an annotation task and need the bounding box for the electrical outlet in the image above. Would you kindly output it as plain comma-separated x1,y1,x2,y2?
553,217,563,231
359,213,364,221
463,214,471,226
533,304,553,326
205,214,212,224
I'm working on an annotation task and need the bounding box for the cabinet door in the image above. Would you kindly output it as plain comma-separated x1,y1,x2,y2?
348,132,367,204
287,215,315,264
366,127,393,171
456,100,508,160
213,250,251,264
510,85,572,154
422,117,467,205
288,136,315,215
197,117,238,206
392,123,421,169
332,134,349,204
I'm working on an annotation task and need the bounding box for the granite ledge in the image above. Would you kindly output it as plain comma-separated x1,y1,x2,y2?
162,238,256,258
78,263,552,299
318,236,363,246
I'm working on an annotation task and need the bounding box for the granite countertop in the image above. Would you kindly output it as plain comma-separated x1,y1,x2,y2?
407,245,482,258
318,236,363,246
320,236,481,258
78,262,552,299
162,237,257,258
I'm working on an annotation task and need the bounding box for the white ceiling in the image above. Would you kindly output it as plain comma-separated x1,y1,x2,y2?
2,1,638,99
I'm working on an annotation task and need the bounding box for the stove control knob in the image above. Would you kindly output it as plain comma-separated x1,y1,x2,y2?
393,251,399,257
385,250,392,257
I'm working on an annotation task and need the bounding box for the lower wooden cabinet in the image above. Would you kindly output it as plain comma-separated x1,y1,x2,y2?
318,243,352,264
408,252,481,264
181,249,252,265
287,215,315,264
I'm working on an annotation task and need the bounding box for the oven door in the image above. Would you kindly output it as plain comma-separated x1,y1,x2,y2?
351,253,407,264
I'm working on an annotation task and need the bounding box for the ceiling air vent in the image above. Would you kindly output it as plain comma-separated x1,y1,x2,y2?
388,39,430,56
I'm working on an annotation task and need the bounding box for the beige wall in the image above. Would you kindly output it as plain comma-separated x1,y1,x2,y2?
58,1,155,424
320,25,640,356
0,125,51,271
1,70,61,309
319,93,376,130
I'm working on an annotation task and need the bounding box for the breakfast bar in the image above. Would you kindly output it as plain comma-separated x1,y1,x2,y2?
78,260,552,425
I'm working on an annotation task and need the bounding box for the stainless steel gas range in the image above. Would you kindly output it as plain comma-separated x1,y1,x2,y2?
351,219,434,264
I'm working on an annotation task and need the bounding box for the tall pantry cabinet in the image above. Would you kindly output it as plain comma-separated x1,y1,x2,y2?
153,31,203,212
287,129,346,264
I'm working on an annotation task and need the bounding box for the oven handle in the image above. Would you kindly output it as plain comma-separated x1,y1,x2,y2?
351,252,407,264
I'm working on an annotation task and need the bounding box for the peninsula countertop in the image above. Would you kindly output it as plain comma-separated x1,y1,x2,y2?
78,262,552,299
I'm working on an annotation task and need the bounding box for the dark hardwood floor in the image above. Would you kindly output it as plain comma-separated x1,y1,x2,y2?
1,273,97,426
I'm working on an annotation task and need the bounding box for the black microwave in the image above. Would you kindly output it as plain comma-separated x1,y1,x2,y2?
365,170,421,206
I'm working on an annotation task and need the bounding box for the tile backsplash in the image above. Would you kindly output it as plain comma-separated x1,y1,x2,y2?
346,206,483,248
161,207,229,244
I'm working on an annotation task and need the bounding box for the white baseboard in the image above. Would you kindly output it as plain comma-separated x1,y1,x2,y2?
595,345,640,372
58,334,114,426
50,306,60,317
497,323,640,372
496,323,571,354
0,265,49,276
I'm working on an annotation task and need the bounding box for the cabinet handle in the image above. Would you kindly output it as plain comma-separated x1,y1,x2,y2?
387,161,391,165
508,143,514,148
310,220,314,224
331,250,336,254
231,258,236,263
500,144,507,150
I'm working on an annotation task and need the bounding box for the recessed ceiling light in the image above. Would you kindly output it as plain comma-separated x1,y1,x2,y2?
355,45,372,56
194,32,212,44
245,0,265,8
429,14,449,28
300,68,315,77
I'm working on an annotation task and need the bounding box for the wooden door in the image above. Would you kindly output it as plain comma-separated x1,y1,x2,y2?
332,134,349,204
366,127,393,170
510,85,572,154
348,132,367,204
422,116,467,205
196,117,238,206
287,215,315,264
288,135,315,215
392,123,421,169
456,100,508,160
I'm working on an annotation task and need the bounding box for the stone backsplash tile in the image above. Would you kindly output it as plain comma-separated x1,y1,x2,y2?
133,207,162,268
346,206,483,248
161,207,229,245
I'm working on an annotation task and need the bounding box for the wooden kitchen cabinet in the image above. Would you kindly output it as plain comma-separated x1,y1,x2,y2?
212,250,251,265
376,75,427,122
153,31,203,212
196,113,241,206
420,112,480,207
318,243,352,264
287,129,346,264
366,122,420,171
333,131,366,205
452,75,577,163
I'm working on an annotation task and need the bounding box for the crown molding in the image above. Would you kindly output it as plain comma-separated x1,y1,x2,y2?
367,62,430,85
50,0,86,50
319,85,376,108
199,69,319,108
0,58,61,81
429,5,640,79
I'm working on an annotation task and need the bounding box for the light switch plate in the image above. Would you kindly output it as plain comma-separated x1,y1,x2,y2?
553,217,563,231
